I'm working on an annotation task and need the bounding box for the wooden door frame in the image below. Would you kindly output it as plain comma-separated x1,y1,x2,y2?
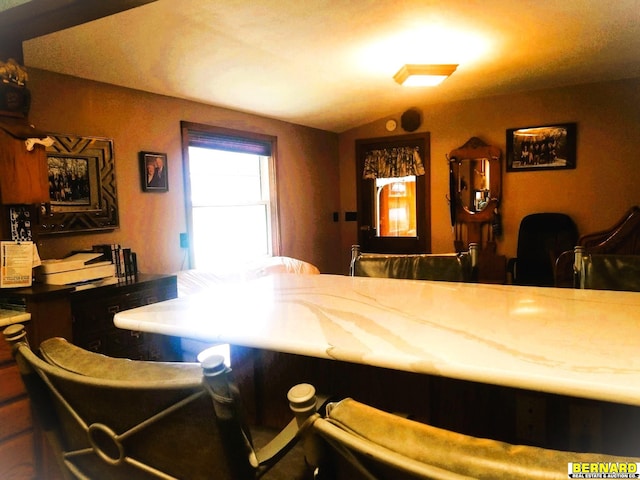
355,132,431,253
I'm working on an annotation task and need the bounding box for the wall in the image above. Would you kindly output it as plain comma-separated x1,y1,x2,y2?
27,69,342,274
23,71,640,278
338,77,640,272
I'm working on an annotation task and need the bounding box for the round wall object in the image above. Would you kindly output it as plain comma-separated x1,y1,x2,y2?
385,119,397,132
401,108,422,132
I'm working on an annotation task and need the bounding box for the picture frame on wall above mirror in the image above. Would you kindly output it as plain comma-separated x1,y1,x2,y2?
139,151,168,192
506,123,576,172
39,134,119,235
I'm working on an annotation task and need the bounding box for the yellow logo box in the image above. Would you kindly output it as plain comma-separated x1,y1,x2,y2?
568,462,640,479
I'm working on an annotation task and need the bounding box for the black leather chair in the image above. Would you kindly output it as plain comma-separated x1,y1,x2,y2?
350,245,478,282
507,213,578,286
3,324,313,480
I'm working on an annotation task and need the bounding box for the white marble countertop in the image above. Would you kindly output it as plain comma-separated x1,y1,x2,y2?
0,308,31,328
114,274,640,406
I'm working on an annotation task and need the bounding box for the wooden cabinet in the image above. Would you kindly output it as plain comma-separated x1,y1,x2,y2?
0,126,49,205
70,274,179,360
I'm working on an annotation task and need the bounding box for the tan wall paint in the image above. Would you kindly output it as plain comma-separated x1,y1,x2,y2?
338,77,640,272
23,70,640,278
27,69,341,274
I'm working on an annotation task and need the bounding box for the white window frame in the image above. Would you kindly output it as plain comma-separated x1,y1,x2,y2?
180,122,280,270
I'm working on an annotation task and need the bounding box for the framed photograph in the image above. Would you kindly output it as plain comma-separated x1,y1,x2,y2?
139,151,168,192
506,123,576,172
47,156,91,205
44,133,119,235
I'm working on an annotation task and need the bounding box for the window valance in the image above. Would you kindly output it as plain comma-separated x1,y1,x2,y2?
363,147,425,179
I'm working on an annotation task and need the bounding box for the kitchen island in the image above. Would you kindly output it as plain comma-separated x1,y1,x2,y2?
114,273,640,454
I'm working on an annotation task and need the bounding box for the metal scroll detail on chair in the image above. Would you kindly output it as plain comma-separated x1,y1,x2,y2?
362,146,425,179
2,323,312,480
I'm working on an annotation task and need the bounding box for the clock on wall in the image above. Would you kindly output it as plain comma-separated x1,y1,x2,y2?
385,119,397,132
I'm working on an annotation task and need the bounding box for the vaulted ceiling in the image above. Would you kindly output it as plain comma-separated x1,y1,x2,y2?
6,0,640,132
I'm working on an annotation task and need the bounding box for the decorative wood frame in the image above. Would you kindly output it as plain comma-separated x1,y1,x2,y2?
506,123,576,172
355,132,431,254
447,137,502,254
39,134,119,235
139,151,168,192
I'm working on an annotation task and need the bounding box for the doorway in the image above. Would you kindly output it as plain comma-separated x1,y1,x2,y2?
356,133,431,253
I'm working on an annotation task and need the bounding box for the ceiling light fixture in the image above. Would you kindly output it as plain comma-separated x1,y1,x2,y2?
393,64,458,87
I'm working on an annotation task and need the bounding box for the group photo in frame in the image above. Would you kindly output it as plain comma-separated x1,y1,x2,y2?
47,156,91,205
506,123,576,172
43,133,120,235
139,151,168,192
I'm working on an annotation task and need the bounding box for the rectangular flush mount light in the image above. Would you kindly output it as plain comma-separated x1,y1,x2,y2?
393,64,458,86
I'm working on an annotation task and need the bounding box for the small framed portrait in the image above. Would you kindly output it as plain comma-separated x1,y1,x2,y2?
139,151,168,192
506,123,577,172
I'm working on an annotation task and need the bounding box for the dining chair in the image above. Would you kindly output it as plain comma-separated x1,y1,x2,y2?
578,253,640,292
291,384,640,480
555,206,640,287
349,244,478,282
3,323,315,480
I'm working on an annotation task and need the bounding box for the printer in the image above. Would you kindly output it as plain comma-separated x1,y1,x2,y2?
36,252,116,285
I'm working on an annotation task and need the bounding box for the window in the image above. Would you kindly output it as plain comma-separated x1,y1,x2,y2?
181,122,279,271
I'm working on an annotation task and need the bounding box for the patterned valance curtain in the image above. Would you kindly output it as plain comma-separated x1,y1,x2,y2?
363,147,425,179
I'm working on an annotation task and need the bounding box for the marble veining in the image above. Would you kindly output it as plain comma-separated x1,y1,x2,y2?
113,274,640,406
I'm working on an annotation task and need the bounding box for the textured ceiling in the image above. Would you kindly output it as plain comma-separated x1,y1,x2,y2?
21,0,640,133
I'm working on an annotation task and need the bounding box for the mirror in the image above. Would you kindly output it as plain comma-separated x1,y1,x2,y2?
38,133,119,235
448,137,501,224
455,157,492,213
447,137,502,255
